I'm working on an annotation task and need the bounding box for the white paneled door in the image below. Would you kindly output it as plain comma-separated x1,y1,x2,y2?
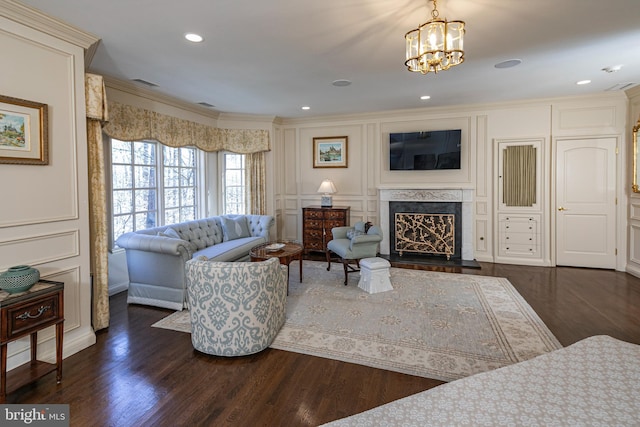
555,138,617,268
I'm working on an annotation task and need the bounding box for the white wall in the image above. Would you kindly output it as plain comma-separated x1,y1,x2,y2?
276,93,629,268
0,4,98,369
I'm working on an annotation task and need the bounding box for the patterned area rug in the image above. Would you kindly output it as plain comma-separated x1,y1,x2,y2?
152,261,562,381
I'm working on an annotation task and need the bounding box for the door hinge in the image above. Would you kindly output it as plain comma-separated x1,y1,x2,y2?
615,248,618,255
616,146,619,155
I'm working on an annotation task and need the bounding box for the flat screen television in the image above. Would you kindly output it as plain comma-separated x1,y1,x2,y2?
389,130,461,170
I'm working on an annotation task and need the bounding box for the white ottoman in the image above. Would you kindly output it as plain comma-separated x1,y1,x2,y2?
358,257,393,294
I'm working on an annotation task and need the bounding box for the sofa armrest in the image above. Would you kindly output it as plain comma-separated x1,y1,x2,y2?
116,232,195,257
350,234,382,246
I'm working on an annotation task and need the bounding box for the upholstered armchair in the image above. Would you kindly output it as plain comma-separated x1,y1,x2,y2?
326,221,383,286
185,257,287,356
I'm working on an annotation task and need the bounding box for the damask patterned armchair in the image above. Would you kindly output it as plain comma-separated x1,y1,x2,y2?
185,257,287,356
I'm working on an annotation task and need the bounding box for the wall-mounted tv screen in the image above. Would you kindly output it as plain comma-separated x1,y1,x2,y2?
389,130,461,170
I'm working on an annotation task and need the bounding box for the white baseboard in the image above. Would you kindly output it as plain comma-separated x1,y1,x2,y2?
7,326,97,371
108,281,128,296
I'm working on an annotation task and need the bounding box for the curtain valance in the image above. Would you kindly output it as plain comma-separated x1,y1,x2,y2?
102,101,270,153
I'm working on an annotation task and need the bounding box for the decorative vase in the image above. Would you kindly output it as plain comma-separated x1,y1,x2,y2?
0,265,40,294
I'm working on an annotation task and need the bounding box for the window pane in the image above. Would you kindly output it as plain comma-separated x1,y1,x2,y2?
164,167,180,187
164,188,179,208
181,149,195,167
112,165,132,189
163,146,179,166
134,142,156,165
135,166,156,188
113,190,133,215
225,153,243,169
180,206,195,221
164,208,179,225
113,214,133,243
112,140,132,163
225,170,243,186
181,187,195,206
136,212,156,230
181,168,195,187
135,189,157,211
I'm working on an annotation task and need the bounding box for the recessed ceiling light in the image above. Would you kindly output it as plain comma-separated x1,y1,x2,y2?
332,79,352,87
301,106,310,110
494,59,522,69
420,95,431,100
185,33,204,43
577,80,592,85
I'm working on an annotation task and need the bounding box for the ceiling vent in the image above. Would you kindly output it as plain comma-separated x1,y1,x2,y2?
131,78,158,87
605,82,637,91
197,102,216,108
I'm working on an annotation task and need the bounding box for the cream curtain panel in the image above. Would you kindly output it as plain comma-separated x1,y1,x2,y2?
85,74,110,331
246,152,267,215
503,144,536,207
102,102,270,153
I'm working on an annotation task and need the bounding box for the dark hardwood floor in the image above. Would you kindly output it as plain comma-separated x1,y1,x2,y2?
8,261,640,427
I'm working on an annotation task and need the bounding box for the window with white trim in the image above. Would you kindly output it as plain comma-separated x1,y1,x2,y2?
221,152,246,215
110,139,202,246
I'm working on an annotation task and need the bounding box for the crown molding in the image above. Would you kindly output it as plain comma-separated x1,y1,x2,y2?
0,0,100,65
103,76,221,120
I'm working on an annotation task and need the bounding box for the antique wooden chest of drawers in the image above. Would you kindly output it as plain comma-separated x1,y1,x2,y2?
302,206,350,254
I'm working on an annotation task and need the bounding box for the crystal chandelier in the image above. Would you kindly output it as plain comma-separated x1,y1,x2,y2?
405,0,465,74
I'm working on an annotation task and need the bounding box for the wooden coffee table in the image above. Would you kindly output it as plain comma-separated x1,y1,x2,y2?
250,241,303,288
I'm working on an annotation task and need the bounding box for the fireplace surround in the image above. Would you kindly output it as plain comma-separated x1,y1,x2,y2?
379,188,474,261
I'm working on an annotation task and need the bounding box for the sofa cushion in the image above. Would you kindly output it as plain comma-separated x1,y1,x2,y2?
346,229,365,240
221,216,251,241
194,236,265,261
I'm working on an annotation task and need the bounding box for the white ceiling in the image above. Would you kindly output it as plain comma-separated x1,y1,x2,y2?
17,0,640,118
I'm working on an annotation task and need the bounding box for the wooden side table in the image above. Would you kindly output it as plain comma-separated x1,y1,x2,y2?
0,280,64,403
250,242,303,293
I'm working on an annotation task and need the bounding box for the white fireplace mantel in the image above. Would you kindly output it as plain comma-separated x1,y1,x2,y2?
378,188,474,260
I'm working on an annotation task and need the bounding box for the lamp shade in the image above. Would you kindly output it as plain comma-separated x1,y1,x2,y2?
317,179,337,194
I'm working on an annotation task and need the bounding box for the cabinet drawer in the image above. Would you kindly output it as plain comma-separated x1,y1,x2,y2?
304,238,324,250
304,219,323,229
304,229,323,240
303,209,324,220
7,295,60,338
502,233,537,245
325,210,347,220
325,219,346,231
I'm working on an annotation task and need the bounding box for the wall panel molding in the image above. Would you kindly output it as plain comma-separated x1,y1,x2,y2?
0,230,79,270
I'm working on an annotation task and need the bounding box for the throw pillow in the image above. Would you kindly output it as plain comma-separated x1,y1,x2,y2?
346,229,365,240
159,228,181,239
221,216,251,241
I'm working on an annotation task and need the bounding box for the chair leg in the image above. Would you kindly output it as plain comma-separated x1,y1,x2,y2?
326,250,332,271
342,258,349,285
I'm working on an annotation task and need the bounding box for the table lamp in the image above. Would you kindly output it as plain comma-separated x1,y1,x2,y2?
317,179,337,207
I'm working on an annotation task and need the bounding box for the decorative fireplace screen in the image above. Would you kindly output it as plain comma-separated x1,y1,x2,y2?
394,213,455,259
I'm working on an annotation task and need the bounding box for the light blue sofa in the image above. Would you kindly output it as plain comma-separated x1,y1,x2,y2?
116,214,274,310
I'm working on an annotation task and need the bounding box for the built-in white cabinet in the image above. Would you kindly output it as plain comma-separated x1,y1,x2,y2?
498,214,540,257
494,139,546,265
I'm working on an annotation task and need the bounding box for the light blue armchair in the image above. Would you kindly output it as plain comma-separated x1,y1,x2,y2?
326,221,383,286
185,257,287,356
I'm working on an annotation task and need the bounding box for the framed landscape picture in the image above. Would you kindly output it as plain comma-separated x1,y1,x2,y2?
0,95,49,165
313,136,348,168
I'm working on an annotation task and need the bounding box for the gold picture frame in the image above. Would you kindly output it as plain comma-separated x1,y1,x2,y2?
313,136,348,168
0,95,49,165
